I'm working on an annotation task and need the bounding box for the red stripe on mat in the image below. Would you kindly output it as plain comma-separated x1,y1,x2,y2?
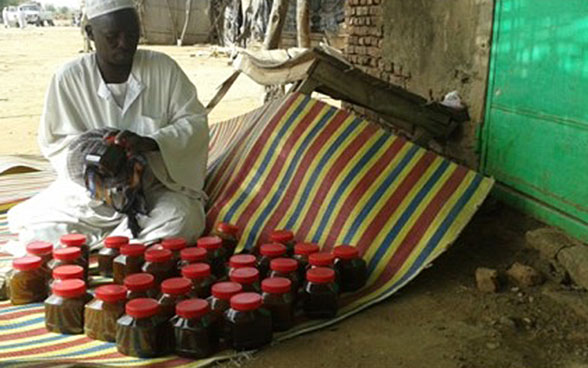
0,336,94,358
232,102,326,242
0,307,44,319
0,327,48,341
206,94,301,227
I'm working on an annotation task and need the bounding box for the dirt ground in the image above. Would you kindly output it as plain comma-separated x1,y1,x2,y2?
2,26,588,368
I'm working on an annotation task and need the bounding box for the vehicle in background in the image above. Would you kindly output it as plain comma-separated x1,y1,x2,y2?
2,3,54,28
2,6,20,28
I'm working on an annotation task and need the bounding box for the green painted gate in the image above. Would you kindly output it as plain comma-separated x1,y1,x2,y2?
481,0,588,241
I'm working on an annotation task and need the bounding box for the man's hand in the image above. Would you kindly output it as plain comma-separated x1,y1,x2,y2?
103,130,159,153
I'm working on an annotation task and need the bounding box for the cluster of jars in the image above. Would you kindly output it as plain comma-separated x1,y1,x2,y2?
7,224,368,359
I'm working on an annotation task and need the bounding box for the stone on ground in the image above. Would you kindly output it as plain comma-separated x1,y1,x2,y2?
506,262,544,287
476,267,500,293
557,246,588,290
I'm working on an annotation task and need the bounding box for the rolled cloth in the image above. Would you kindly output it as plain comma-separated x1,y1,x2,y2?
86,0,135,20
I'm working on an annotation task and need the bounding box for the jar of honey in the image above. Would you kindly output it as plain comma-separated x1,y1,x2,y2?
257,243,287,278
333,245,367,292
158,277,192,319
161,237,187,264
268,258,301,293
293,243,319,279
172,299,219,359
261,277,294,331
181,263,216,298
116,298,171,357
49,247,88,281
197,236,227,278
84,284,127,342
207,282,243,319
59,234,89,265
26,241,53,272
48,265,84,293
179,247,207,268
224,292,272,351
124,273,159,300
230,267,261,293
98,236,129,278
45,279,92,334
302,268,339,318
113,244,146,284
269,229,295,255
9,256,47,305
142,249,175,284
228,254,256,277
211,222,240,257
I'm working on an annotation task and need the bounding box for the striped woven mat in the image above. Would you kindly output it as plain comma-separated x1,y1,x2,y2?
0,93,494,366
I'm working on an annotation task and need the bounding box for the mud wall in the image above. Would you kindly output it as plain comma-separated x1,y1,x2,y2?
345,0,494,169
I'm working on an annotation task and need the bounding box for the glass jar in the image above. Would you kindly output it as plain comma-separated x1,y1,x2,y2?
161,237,187,264
257,243,287,278
268,258,301,293
124,273,159,300
48,265,84,294
333,245,367,292
197,236,227,278
84,284,127,342
230,267,261,293
113,244,146,284
45,279,92,334
181,263,217,298
116,298,171,358
179,247,207,268
207,282,243,319
261,277,294,332
98,236,129,278
59,234,90,266
302,267,339,318
172,299,219,359
228,254,256,277
293,243,319,279
158,277,192,319
9,256,47,305
26,241,53,273
269,229,296,255
211,222,239,257
48,247,88,281
142,249,175,285
224,292,273,351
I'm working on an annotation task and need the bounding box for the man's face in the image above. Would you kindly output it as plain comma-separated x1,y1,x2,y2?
87,9,140,66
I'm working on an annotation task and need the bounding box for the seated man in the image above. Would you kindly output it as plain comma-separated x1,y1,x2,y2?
7,0,208,253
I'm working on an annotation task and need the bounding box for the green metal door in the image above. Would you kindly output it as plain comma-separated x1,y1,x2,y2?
482,0,588,241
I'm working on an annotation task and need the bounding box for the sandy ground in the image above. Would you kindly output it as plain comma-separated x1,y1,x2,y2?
0,26,263,156
2,26,588,368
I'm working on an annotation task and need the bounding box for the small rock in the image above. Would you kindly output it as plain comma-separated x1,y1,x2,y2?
486,342,500,350
507,262,544,287
557,246,588,290
476,267,500,293
511,287,520,293
526,228,578,260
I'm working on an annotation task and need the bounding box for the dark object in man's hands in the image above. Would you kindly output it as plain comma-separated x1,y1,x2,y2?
84,139,127,177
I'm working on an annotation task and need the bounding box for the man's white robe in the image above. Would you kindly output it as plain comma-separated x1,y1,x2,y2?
7,49,209,255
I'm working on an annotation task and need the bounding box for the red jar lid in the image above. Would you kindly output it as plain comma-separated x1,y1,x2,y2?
52,279,86,298
306,267,335,284
229,254,256,269
105,236,129,249
211,282,242,300
182,263,211,279
230,267,259,284
26,241,53,256
197,236,222,250
260,243,287,257
181,247,207,262
230,292,262,311
162,237,187,251
53,247,82,261
294,242,319,256
126,298,159,318
60,234,87,247
309,252,335,267
95,284,128,302
270,229,294,244
334,245,360,260
176,299,209,319
161,277,192,295
13,256,42,271
262,277,292,294
270,258,298,273
53,265,84,280
124,273,155,291
145,249,172,263
120,244,146,257
217,222,239,235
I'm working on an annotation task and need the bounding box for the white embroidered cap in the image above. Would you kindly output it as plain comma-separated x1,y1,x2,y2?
86,0,135,20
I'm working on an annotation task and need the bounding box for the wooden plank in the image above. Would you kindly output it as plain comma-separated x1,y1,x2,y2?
264,0,291,49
